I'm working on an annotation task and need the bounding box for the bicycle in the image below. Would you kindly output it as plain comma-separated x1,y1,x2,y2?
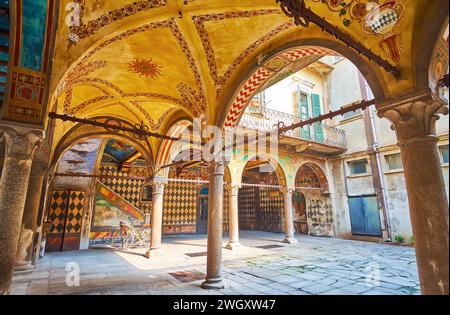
111,220,151,249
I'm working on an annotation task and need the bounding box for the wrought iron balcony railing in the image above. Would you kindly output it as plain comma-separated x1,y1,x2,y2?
239,107,347,149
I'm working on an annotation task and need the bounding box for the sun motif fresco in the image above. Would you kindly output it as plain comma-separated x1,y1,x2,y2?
309,0,406,64
128,57,163,79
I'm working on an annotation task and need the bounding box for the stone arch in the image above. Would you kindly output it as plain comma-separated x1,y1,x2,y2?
411,3,449,91
218,38,389,128
427,17,449,95
51,128,153,174
294,162,329,192
294,162,334,238
235,152,288,187
155,119,193,178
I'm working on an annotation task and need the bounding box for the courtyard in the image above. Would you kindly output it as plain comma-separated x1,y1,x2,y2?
11,232,421,296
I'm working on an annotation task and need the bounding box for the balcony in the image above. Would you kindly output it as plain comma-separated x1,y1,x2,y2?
239,106,347,155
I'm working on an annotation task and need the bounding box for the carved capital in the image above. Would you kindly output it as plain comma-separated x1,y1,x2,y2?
0,125,45,160
281,187,295,195
378,91,448,143
152,180,166,194
227,184,241,196
208,160,226,176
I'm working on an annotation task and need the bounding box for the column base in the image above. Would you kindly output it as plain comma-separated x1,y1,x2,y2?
283,237,298,244
201,278,225,290
144,248,163,259
225,241,242,250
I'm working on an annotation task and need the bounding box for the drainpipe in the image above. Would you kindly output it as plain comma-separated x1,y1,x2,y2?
358,72,392,242
368,106,392,241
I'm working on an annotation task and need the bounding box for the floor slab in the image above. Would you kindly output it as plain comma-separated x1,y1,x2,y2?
11,231,421,295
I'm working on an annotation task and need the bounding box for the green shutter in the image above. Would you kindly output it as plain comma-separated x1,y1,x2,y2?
298,90,311,140
311,93,324,143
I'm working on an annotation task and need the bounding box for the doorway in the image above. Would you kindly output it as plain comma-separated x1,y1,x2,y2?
348,195,382,237
197,186,209,234
293,191,309,235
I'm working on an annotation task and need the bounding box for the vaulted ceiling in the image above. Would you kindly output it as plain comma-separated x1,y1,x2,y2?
48,0,448,163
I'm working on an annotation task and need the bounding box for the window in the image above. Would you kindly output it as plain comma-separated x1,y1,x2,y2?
385,153,403,171
342,108,362,119
440,145,449,164
348,159,369,175
141,184,153,203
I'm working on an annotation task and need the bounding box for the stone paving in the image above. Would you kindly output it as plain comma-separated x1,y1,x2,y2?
11,231,421,295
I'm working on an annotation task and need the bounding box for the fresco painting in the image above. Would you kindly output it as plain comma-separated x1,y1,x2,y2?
54,139,102,188
20,0,48,71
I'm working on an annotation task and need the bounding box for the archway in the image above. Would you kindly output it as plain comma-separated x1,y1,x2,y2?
197,186,209,235
238,155,287,233
45,135,152,252
218,41,388,129
294,163,334,237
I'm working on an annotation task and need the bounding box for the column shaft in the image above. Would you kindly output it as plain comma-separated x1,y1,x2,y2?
145,182,165,258
15,162,46,270
379,92,449,295
399,136,449,295
202,161,225,289
226,185,241,249
283,188,297,244
0,127,43,294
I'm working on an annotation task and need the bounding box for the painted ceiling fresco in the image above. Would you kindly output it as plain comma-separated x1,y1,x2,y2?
46,0,446,163
102,139,137,164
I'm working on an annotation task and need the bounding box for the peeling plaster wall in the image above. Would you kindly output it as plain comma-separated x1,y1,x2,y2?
328,159,352,239
383,172,411,237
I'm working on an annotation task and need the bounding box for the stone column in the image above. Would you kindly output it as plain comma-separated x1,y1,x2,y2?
379,91,449,295
15,161,47,271
226,185,241,250
202,161,225,290
0,125,43,295
282,187,297,244
145,181,165,258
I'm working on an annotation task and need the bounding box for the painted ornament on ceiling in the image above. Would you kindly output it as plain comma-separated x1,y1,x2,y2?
309,0,406,64
128,58,163,79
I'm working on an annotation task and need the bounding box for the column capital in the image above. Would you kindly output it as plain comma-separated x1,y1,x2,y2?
0,125,45,160
225,184,241,195
208,160,227,175
377,90,448,143
152,180,166,193
281,186,295,195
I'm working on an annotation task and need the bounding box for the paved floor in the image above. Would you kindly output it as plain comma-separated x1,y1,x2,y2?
11,231,421,295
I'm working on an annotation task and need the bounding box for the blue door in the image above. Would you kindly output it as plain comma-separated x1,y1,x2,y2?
348,196,382,237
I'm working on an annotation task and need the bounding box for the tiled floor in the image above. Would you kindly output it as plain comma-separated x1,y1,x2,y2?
11,231,421,295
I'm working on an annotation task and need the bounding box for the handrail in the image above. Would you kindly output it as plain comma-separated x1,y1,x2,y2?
239,106,347,149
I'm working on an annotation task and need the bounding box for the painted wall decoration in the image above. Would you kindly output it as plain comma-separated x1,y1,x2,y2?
98,164,152,214
128,58,163,79
46,190,85,252
89,186,144,245
295,164,334,237
67,0,168,44
3,0,55,125
20,0,48,71
429,24,449,94
309,0,406,63
54,138,102,189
